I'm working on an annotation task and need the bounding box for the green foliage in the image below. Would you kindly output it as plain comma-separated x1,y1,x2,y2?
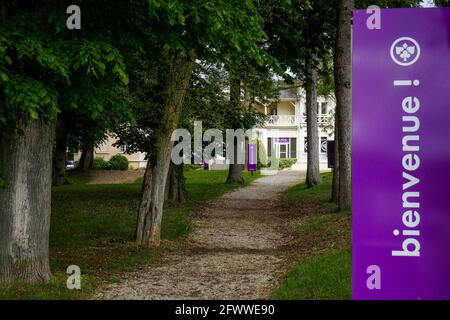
269,157,280,170
93,157,111,170
356,0,421,8
255,139,268,169
115,0,273,155
109,154,129,171
147,0,270,66
0,4,130,138
279,158,297,170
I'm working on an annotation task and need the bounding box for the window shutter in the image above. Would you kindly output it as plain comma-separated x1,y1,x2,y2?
291,138,297,159
268,138,272,157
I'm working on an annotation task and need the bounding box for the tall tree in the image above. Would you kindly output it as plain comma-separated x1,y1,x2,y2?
133,0,269,248
0,1,128,283
226,74,245,184
334,0,354,210
305,50,321,187
331,0,422,207
259,0,335,186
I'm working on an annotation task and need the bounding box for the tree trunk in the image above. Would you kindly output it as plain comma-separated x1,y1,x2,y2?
226,143,245,184
136,52,195,248
0,118,55,283
52,117,68,186
306,51,321,187
77,145,94,171
331,114,340,203
334,0,354,211
165,162,187,203
226,75,245,184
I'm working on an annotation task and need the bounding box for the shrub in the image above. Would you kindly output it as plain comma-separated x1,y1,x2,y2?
255,139,268,169
109,154,129,171
93,157,110,170
267,157,279,170
279,158,297,170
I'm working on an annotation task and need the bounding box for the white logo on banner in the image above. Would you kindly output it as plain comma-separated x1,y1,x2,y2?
390,37,421,66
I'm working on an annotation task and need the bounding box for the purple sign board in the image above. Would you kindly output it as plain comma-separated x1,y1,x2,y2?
248,144,257,172
274,138,290,143
353,8,450,300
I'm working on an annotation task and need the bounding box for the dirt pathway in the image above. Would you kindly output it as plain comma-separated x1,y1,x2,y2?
95,170,306,300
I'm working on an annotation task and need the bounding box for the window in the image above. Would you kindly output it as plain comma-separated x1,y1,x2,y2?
270,107,278,116
119,144,128,153
320,102,328,115
304,137,327,154
321,137,327,154
268,138,272,157
290,138,297,158
279,144,288,159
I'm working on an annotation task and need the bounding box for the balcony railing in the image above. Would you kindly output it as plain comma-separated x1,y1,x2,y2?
266,115,331,127
301,115,331,125
267,115,301,126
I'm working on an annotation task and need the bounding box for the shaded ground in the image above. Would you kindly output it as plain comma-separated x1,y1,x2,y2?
86,170,144,185
0,170,259,300
95,170,306,300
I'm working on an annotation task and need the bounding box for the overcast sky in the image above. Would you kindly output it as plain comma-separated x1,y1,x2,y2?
422,0,435,7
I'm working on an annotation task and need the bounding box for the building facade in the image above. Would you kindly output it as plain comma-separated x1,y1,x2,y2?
75,137,147,169
252,85,335,170
80,86,334,171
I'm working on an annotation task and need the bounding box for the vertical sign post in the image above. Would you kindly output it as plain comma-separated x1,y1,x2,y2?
248,144,257,173
353,8,450,299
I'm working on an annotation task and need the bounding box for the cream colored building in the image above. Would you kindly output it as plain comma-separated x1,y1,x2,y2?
75,136,147,169
251,85,335,170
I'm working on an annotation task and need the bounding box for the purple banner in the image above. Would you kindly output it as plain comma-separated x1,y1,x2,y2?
353,8,450,300
274,138,290,143
248,144,257,172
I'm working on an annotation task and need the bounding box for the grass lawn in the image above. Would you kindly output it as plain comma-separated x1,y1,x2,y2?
0,169,260,300
270,172,352,300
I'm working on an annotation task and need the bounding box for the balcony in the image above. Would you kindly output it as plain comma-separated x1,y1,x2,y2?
266,115,331,127
301,115,331,125
267,115,301,127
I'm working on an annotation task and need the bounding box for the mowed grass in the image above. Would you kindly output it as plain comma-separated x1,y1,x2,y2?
271,172,352,300
0,169,260,300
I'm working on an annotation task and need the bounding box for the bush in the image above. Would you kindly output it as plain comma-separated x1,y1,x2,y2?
93,157,111,170
255,139,268,169
267,157,279,170
109,154,129,171
279,158,297,170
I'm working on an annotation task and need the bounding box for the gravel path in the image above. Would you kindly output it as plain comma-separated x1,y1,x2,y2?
95,170,306,300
